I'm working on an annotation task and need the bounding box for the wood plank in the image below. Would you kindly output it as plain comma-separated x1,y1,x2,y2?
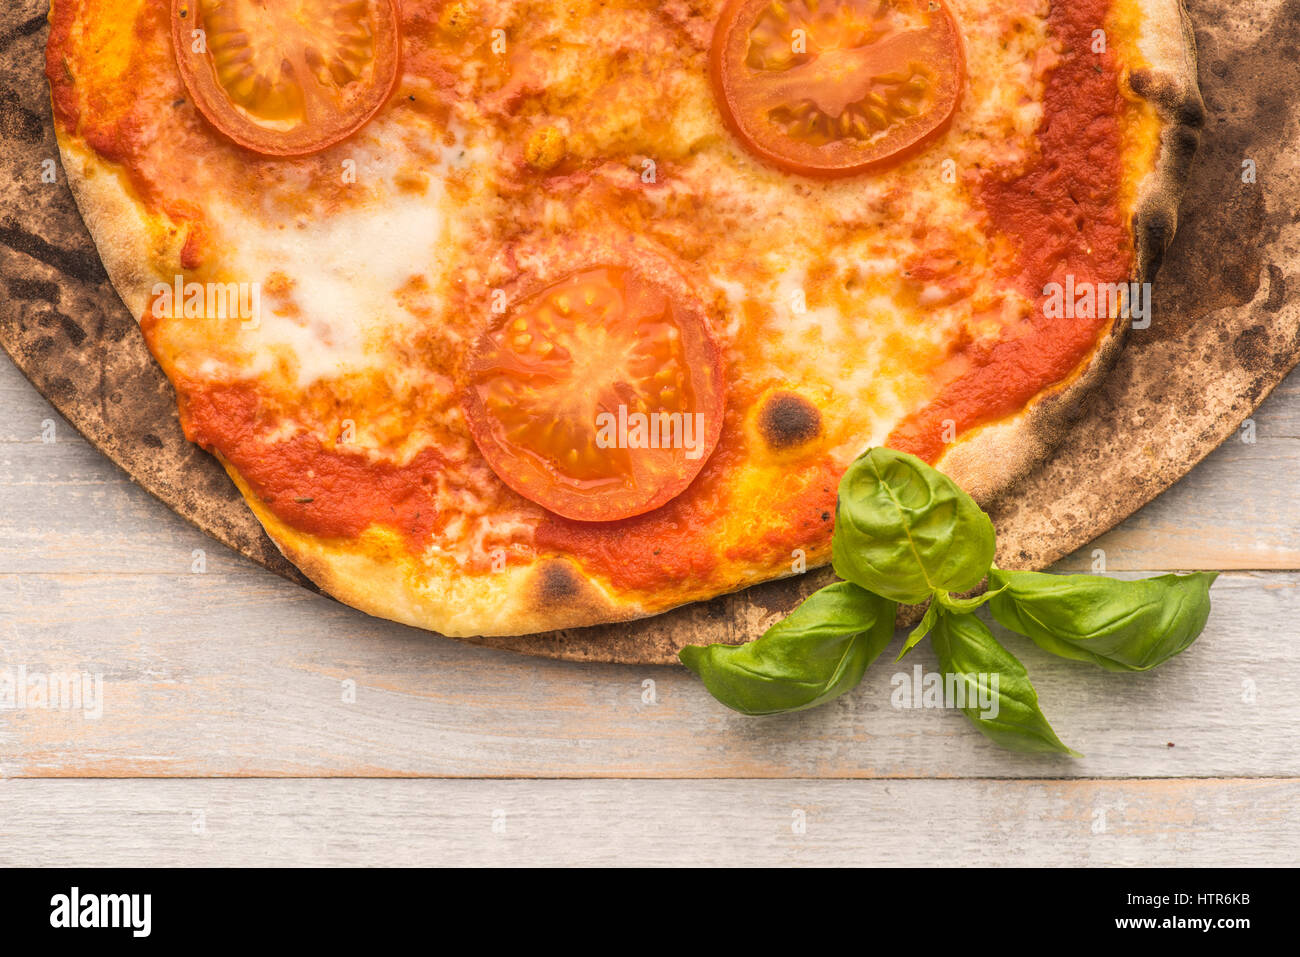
1,568,1295,778
4,357,1300,575
0,361,251,576
0,440,251,577
0,778,1294,866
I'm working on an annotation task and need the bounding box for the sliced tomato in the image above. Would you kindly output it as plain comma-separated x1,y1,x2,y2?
463,265,726,522
171,0,401,157
711,0,965,177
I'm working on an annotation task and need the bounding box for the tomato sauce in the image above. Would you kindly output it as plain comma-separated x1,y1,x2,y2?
535,431,740,591
888,0,1131,464
179,384,444,548
535,434,840,591
46,0,440,267
541,0,1131,588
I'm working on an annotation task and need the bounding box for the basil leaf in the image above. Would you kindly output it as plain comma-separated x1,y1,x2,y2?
831,448,996,604
897,598,941,660
679,581,896,716
987,569,1218,672
930,612,1078,756
934,584,1006,614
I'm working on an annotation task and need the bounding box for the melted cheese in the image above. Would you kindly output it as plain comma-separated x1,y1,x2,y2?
180,119,458,388
56,0,1148,584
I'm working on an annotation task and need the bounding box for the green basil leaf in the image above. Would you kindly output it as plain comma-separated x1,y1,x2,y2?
679,581,896,716
831,448,996,604
930,612,1078,756
987,569,1218,672
897,598,941,660
934,584,1006,614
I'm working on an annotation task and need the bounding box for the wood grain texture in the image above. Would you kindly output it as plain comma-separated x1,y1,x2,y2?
2,0,1300,662
0,778,1295,866
1,553,1295,778
0,0,313,591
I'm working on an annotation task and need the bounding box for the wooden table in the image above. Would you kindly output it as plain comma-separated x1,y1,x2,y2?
1,351,1297,866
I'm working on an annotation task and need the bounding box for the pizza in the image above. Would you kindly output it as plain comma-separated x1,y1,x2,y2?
44,0,1203,637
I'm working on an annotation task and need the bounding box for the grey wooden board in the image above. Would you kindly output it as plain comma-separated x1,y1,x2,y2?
2,566,1296,779
0,779,1295,867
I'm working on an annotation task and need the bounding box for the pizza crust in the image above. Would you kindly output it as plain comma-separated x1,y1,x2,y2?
937,0,1204,508
226,459,649,636
49,0,1205,639
51,132,746,638
53,134,181,322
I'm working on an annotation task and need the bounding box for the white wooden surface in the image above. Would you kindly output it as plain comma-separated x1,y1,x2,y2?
1,357,1299,865
0,779,1294,867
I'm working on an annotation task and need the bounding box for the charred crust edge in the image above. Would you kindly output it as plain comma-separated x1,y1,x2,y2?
525,557,633,621
1043,2,1205,450
1130,5,1206,287
944,0,1204,510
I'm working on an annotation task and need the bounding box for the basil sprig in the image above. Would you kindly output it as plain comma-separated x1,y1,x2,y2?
679,447,1219,755
988,568,1218,672
679,581,895,715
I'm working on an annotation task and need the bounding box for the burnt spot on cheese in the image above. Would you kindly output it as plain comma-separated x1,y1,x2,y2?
757,392,822,451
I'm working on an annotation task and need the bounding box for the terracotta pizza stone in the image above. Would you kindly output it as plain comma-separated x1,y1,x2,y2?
2,0,1297,663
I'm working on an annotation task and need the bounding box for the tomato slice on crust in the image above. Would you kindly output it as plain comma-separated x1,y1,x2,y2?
171,0,401,156
463,266,726,522
711,0,965,177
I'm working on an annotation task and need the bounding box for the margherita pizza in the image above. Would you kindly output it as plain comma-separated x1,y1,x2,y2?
45,0,1203,636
